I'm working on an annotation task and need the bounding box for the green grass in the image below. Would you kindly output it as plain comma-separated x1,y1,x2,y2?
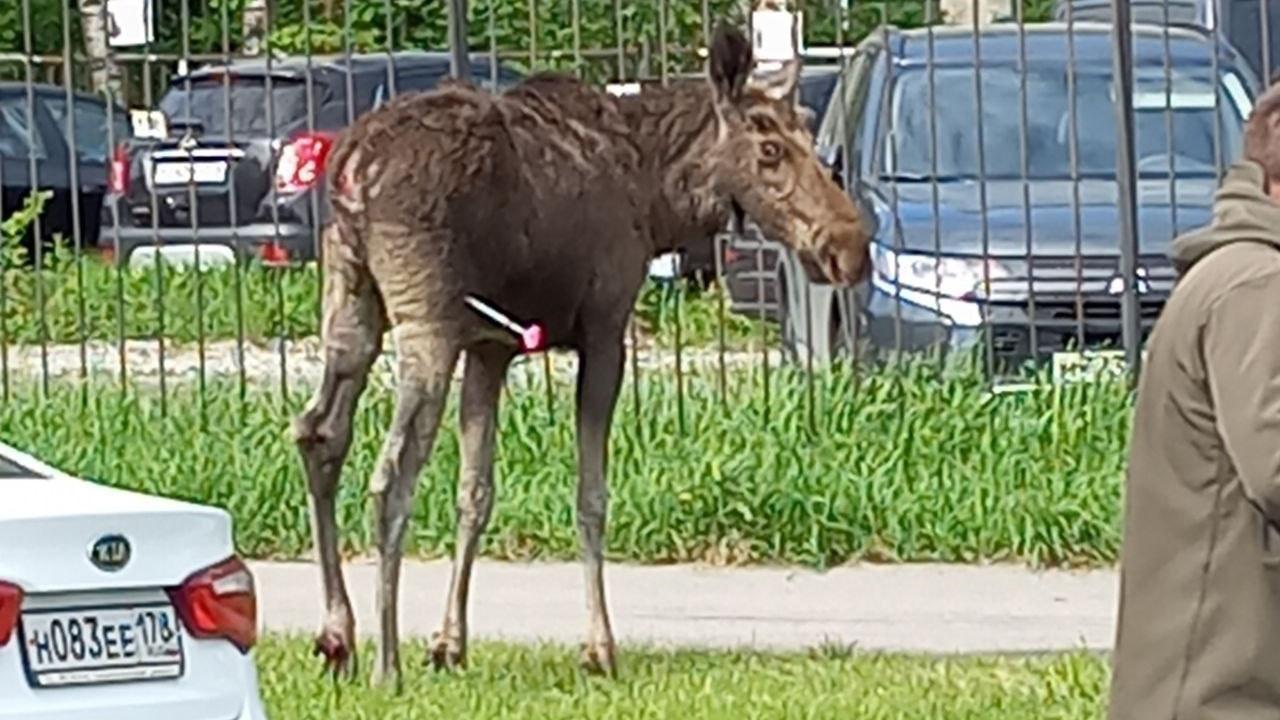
0,250,771,349
255,635,1109,719
0,361,1131,568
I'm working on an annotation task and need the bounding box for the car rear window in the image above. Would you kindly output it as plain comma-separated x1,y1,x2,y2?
158,76,313,137
0,454,44,479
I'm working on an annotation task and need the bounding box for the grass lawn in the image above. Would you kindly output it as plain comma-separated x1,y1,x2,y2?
255,635,1109,719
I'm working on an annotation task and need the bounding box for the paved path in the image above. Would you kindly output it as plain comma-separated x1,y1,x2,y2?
251,559,1118,654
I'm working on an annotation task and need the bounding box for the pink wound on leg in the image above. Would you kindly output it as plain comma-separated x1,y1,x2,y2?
521,324,545,352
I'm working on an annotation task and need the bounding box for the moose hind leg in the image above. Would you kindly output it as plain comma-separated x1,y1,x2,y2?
430,343,512,671
575,339,625,677
292,264,384,679
370,321,459,686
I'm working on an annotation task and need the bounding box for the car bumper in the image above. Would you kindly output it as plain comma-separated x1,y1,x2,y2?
862,283,1159,372
100,223,317,269
0,637,269,720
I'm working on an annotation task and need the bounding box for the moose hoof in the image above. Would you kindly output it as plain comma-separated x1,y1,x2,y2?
580,641,618,678
427,632,466,672
312,629,356,681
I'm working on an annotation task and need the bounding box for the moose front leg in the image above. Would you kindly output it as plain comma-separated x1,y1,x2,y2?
574,337,625,677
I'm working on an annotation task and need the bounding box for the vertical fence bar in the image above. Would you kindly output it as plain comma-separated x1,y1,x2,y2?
1162,0,1178,348
614,0,643,437
489,0,499,88
529,0,538,68
1066,0,1085,353
572,0,582,73
879,5,905,365
223,0,248,407
1263,0,1273,88
970,0,994,381
659,0,683,434
705,3,726,410
179,0,208,423
797,1,815,436
449,0,472,79
21,0,49,399
304,0,321,347
1110,0,1143,378
143,45,167,417
262,0,289,404
105,45,127,394
59,0,89,400
839,0,859,384
0,144,7,402
926,0,943,377
1211,3,1223,184
1015,0,1035,371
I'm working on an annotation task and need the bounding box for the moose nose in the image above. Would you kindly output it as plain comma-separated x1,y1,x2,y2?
819,219,871,287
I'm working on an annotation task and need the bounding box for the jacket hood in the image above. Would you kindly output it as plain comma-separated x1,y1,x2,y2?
1172,160,1280,276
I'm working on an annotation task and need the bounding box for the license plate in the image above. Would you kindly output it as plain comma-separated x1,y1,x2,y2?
152,160,227,185
19,603,185,687
1051,350,1128,384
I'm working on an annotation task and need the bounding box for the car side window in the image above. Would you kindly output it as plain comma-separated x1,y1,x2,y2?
0,96,49,159
42,96,125,163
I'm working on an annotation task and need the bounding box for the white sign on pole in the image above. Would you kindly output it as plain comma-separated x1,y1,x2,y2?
751,9,802,66
106,0,154,47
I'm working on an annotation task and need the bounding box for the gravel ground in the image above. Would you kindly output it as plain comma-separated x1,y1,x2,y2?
0,336,787,389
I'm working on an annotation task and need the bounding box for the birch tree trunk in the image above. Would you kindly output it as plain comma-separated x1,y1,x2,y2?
242,0,269,56
79,0,121,96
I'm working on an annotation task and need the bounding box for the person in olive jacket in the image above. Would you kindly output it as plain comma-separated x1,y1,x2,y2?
1109,83,1280,720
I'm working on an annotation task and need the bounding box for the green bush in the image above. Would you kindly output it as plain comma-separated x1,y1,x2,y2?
0,362,1130,568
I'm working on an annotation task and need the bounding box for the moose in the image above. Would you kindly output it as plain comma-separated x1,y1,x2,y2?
292,21,871,684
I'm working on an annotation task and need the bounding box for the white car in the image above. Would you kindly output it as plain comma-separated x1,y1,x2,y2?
0,441,269,720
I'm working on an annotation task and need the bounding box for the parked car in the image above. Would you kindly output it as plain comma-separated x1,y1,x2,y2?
0,440,266,719
1,83,133,262
779,21,1259,375
100,51,524,269
1053,0,1280,85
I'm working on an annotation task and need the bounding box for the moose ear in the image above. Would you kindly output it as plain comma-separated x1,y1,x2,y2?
709,21,753,104
747,58,801,103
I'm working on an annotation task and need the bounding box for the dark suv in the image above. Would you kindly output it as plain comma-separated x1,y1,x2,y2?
101,52,522,268
777,21,1260,376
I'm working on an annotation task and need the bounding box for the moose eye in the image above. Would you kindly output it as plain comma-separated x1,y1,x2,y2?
760,141,783,163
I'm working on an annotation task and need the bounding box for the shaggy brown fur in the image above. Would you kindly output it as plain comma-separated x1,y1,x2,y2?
292,22,870,685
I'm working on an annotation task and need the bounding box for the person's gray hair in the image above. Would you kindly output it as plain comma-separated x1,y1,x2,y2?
1243,82,1280,184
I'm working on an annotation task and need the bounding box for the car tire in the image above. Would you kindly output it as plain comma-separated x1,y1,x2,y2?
777,266,803,365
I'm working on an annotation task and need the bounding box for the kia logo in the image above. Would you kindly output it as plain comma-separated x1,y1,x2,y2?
88,534,131,573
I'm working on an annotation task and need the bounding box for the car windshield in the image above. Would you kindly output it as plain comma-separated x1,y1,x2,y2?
0,452,43,478
883,63,1250,180
158,76,312,137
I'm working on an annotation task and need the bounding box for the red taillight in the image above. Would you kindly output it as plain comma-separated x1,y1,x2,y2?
259,242,290,267
168,556,257,654
108,143,130,195
0,582,23,647
275,131,335,194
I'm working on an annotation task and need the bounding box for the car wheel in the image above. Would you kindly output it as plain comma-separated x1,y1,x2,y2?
777,267,803,364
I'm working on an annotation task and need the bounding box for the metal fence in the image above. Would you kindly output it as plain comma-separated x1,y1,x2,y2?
0,0,1272,430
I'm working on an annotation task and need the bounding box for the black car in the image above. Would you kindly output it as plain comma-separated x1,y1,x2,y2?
1053,0,1280,85
101,52,523,268
778,21,1261,375
1,83,132,262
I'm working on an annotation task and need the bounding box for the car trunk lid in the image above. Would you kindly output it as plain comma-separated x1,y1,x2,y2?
0,478,233,594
